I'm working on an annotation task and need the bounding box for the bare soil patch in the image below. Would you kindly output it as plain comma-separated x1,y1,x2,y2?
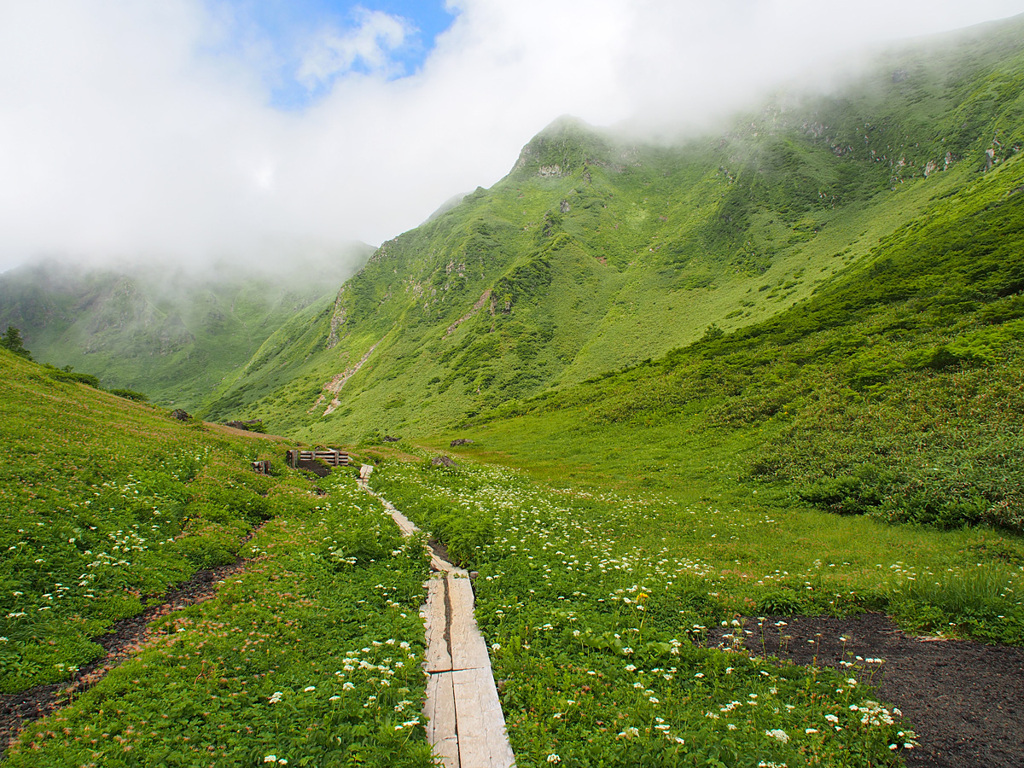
710,613,1024,768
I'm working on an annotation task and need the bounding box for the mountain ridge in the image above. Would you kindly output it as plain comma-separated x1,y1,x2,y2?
4,15,1023,441
196,13,1024,440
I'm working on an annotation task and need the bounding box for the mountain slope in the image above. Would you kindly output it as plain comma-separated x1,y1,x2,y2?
203,14,1024,441
458,144,1024,535
0,245,372,411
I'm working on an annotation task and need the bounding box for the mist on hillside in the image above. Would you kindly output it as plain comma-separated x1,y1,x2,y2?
1,1,1022,277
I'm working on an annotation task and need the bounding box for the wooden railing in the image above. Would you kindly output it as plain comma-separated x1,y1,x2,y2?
286,449,349,468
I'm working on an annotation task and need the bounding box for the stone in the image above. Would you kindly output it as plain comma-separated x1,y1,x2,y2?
170,409,191,421
450,439,475,447
432,455,457,468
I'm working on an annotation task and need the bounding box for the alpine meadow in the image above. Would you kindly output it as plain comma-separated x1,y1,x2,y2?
2,11,1024,768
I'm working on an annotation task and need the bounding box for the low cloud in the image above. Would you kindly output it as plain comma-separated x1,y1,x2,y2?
0,0,1021,274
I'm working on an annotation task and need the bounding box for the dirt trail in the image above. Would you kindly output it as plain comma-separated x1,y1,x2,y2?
0,559,248,755
709,613,1024,768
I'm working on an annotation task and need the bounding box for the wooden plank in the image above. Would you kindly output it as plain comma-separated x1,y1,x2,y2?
361,480,516,768
389,510,419,538
423,578,453,673
447,577,491,671
425,672,460,768
452,667,516,768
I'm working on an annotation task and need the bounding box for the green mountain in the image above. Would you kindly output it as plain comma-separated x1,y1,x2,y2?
460,139,1024,532
202,15,1024,443
0,244,372,412
4,17,1024,765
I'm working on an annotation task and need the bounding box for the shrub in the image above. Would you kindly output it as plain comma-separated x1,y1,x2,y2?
45,367,100,388
107,388,149,402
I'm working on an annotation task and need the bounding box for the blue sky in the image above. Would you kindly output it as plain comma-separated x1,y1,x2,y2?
209,0,457,108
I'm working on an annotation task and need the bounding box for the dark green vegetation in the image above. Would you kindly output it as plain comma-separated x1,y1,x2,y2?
0,349,433,766
1,327,32,360
0,247,371,413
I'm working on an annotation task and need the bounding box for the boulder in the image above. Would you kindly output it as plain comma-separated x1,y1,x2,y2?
170,409,191,421
382,435,401,442
450,438,475,447
431,455,457,468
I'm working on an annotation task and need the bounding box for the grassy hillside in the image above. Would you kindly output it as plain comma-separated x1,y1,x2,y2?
0,246,371,412
203,14,1024,443
432,141,1024,537
0,349,433,766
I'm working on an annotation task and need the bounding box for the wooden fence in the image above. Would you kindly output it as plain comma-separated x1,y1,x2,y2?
286,449,350,468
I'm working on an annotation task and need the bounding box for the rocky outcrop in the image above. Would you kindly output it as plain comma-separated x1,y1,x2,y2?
326,287,348,350
445,290,492,337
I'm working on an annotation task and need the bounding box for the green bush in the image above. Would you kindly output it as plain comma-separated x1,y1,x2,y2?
107,387,149,402
45,367,100,388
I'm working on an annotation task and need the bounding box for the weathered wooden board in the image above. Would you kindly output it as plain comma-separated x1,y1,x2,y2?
423,577,453,673
426,672,460,767
447,577,491,671
453,667,516,768
362,481,515,768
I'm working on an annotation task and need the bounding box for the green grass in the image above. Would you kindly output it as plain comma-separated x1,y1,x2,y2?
5,470,433,768
367,457,1002,766
0,349,435,766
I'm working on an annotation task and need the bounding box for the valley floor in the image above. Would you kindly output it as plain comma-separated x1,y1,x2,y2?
369,450,1024,767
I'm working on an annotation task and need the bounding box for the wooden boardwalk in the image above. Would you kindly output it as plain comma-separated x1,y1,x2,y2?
358,472,516,768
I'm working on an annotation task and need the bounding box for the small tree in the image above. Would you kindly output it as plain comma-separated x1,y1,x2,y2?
1,326,32,360
701,323,725,342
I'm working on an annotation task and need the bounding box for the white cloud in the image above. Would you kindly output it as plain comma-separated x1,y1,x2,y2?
297,8,413,88
0,0,1022,274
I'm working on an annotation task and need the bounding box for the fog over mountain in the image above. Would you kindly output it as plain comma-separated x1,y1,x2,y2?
1,0,1022,275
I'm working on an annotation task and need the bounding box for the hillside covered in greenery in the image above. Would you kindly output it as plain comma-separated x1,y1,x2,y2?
0,348,434,766
199,15,1024,452
4,13,1024,768
453,142,1024,532
0,245,371,412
